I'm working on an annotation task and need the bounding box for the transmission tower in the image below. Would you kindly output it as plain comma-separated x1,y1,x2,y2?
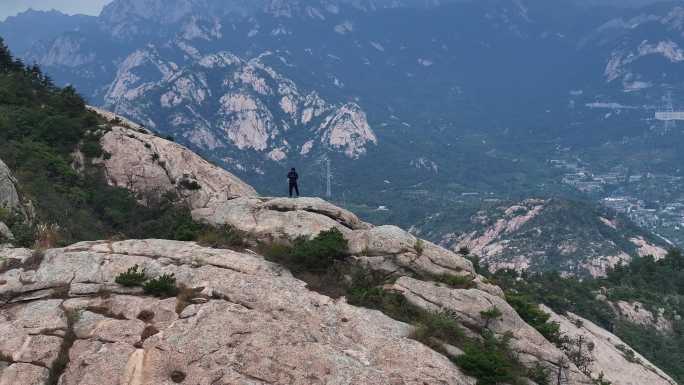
316,155,333,199
663,91,675,132
654,91,684,132
556,358,570,385
326,158,332,199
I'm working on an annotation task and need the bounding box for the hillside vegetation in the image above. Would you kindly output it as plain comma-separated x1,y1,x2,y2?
0,37,223,247
486,250,684,383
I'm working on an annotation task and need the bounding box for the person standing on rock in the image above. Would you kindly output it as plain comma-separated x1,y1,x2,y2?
288,168,300,198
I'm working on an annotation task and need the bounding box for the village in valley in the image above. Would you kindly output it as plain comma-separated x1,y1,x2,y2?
550,156,684,247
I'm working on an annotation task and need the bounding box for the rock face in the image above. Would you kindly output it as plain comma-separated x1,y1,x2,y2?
608,300,673,333
0,240,475,385
542,305,678,385
443,199,668,277
102,44,376,167
0,158,23,241
0,158,21,213
393,277,595,385
91,106,257,209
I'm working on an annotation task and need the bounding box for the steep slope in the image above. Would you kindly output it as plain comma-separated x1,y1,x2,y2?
543,306,677,385
438,199,669,277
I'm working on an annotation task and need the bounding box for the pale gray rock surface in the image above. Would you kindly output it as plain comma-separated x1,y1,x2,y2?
0,158,21,215
608,300,673,333
542,305,677,385
92,105,257,209
100,45,377,162
0,222,12,242
0,240,475,385
392,277,593,385
0,363,49,385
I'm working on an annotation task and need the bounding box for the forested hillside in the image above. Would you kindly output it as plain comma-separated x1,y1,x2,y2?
486,250,684,383
0,37,220,247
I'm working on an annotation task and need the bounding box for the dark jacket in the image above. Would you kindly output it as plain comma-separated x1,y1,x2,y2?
287,171,299,183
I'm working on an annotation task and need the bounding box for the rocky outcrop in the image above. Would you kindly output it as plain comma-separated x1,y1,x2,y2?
91,105,257,209
542,305,678,385
393,277,593,384
0,240,475,385
444,199,668,277
0,158,23,241
0,159,21,214
608,300,673,333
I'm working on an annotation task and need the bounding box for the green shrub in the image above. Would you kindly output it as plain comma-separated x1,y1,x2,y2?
80,138,103,158
414,239,425,255
115,265,147,287
260,242,294,259
288,228,349,272
506,294,562,344
454,332,522,385
346,269,421,324
480,306,503,329
178,179,201,190
196,225,247,249
412,310,465,348
0,207,10,222
436,273,476,289
10,221,35,248
143,273,178,297
527,363,551,385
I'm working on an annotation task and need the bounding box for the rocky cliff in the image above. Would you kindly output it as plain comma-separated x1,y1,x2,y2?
0,109,676,385
102,46,376,164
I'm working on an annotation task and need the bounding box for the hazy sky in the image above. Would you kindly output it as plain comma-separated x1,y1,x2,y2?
0,0,113,21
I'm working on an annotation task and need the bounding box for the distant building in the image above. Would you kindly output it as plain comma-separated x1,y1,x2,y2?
655,111,684,121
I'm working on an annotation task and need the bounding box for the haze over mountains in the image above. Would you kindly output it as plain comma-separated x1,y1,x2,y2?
3,0,684,273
